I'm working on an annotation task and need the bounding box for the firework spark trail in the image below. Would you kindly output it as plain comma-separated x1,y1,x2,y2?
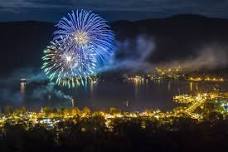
42,9,115,88
42,41,97,88
54,10,115,64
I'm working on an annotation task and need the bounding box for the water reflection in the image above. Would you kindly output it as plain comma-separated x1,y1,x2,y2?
168,81,171,91
1,78,228,111
20,78,27,95
189,82,193,92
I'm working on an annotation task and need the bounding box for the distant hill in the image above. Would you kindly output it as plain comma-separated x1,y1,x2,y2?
1,14,228,74
0,21,53,74
112,14,228,63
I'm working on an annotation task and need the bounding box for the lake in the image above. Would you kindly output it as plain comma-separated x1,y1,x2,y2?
0,77,227,111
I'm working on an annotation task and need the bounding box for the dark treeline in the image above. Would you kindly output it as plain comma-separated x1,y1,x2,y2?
0,115,228,152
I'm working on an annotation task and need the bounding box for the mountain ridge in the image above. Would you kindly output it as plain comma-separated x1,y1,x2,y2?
0,14,228,74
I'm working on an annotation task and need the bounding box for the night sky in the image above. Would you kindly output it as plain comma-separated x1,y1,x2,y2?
1,0,228,22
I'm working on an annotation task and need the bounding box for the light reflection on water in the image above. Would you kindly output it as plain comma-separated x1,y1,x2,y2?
2,79,228,111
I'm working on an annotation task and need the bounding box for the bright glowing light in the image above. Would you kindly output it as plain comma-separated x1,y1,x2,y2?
74,31,89,46
42,9,115,88
0,91,228,132
54,9,115,64
65,55,72,63
42,41,97,88
187,76,224,82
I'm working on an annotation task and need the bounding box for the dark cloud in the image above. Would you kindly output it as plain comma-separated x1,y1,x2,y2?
0,0,228,21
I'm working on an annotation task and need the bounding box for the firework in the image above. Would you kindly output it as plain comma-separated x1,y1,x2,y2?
42,9,115,88
54,9,115,64
42,41,97,88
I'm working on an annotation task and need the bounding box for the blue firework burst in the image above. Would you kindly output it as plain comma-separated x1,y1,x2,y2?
42,9,115,88
42,41,97,87
54,9,115,65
